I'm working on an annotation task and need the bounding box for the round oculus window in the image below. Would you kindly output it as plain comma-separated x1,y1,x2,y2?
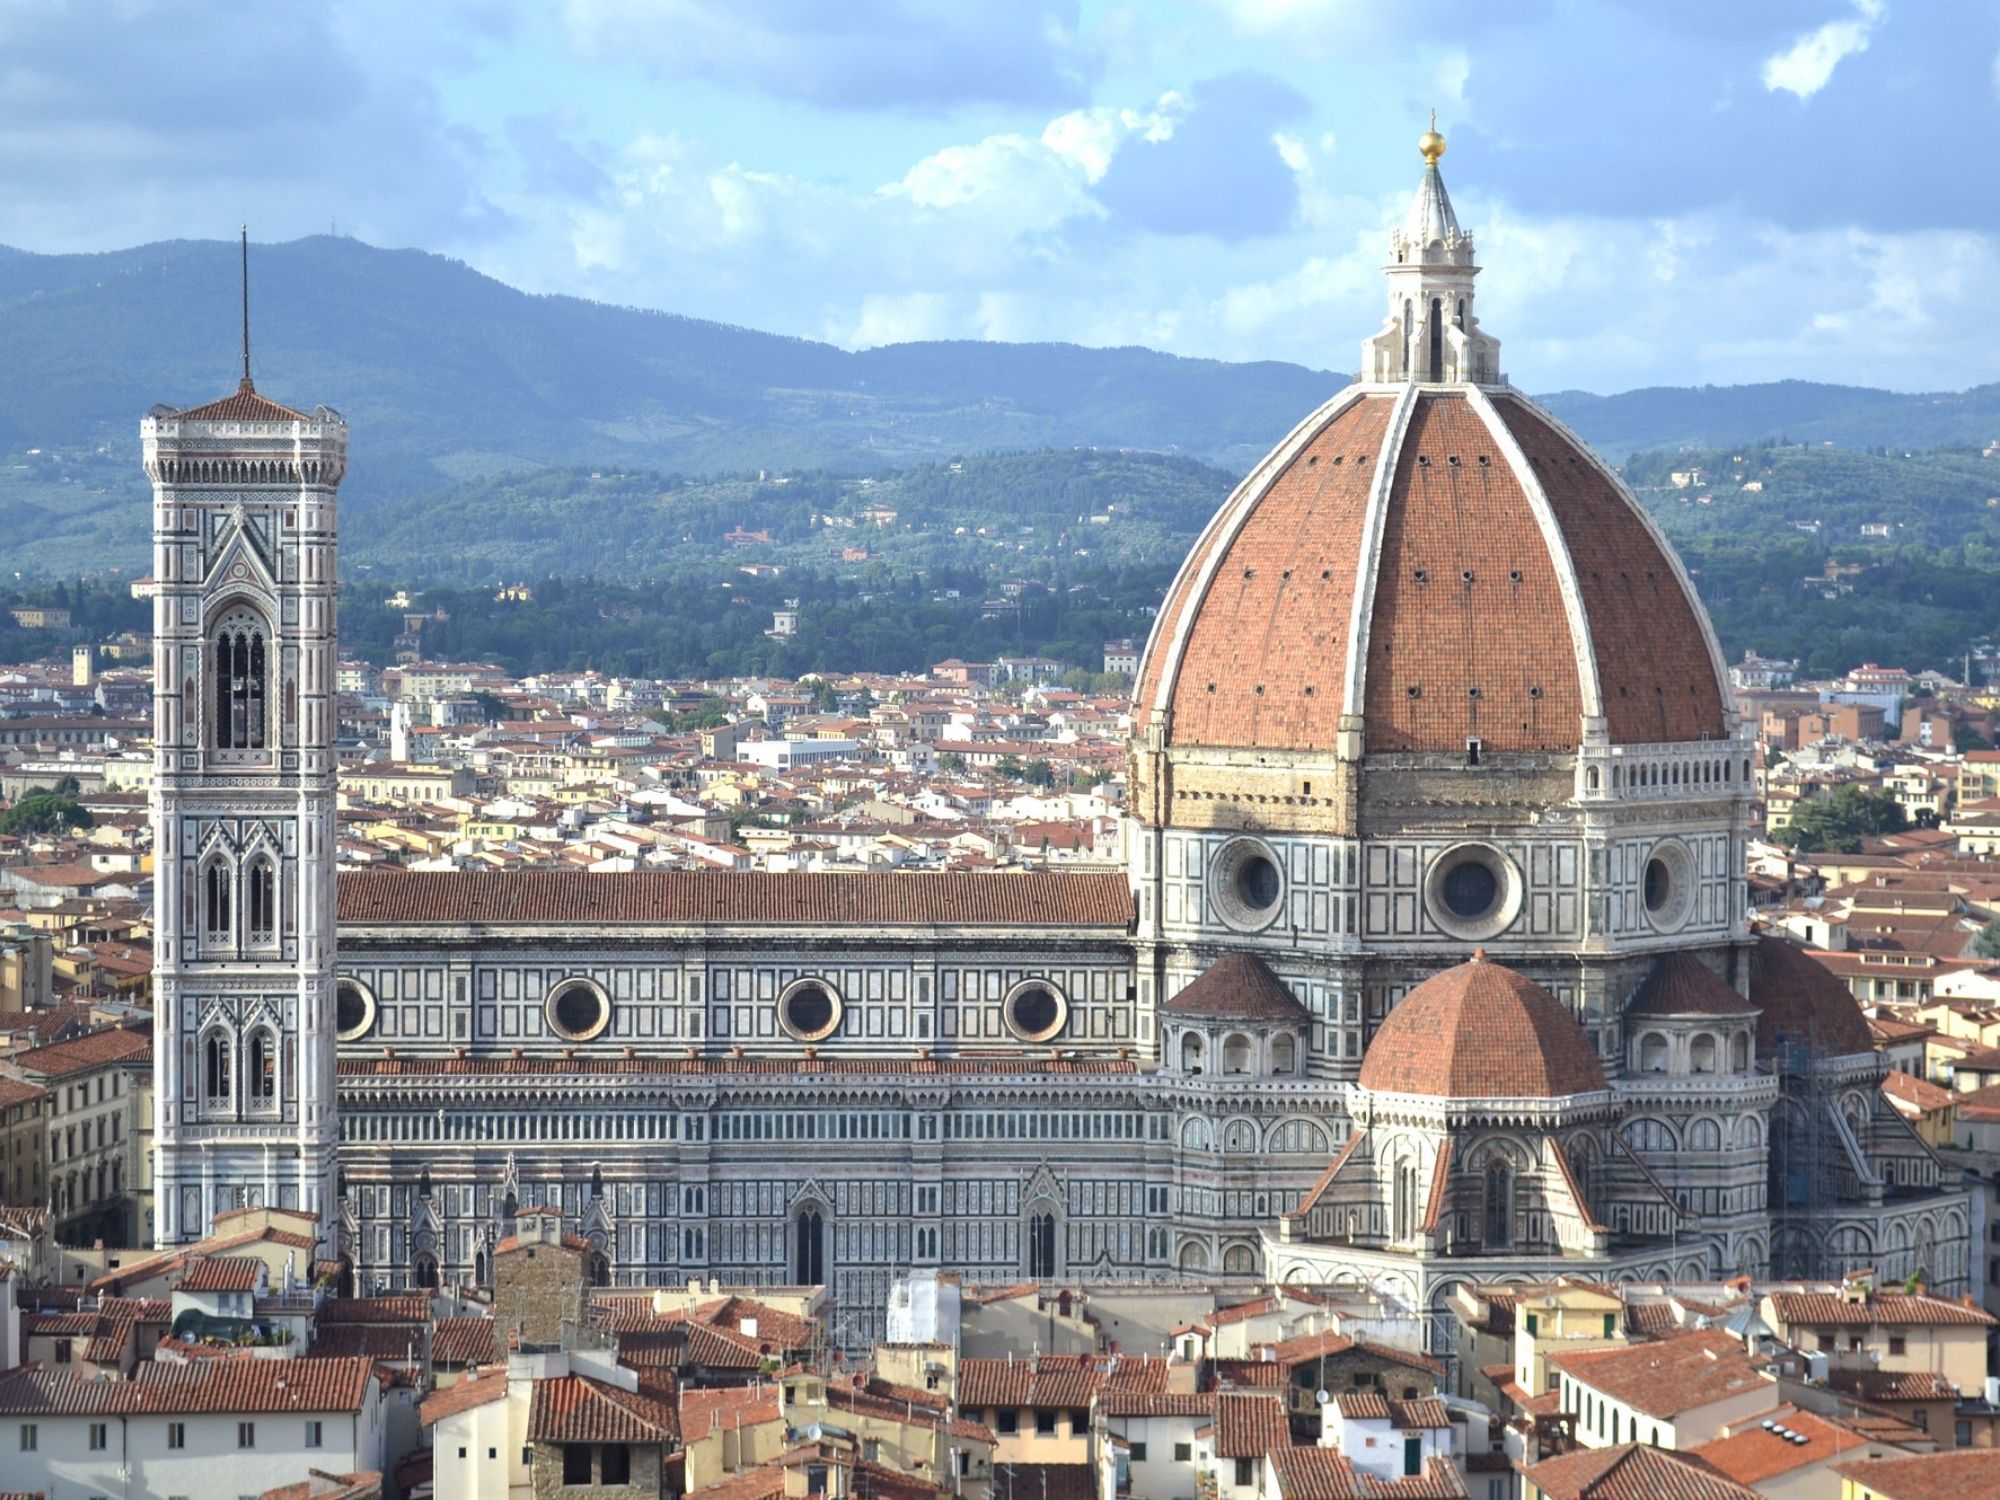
1211,838,1286,931
1441,861,1500,922
1004,980,1068,1043
1423,843,1522,941
1642,841,1696,933
778,979,843,1043
545,978,611,1042
334,978,376,1043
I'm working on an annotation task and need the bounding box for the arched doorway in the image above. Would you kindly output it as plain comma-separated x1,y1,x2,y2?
412,1252,439,1290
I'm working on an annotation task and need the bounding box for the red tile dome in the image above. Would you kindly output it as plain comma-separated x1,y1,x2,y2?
1358,952,1607,1099
1747,937,1874,1058
1134,385,1730,754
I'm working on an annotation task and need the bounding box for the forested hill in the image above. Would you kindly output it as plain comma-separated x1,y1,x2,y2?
0,234,1996,509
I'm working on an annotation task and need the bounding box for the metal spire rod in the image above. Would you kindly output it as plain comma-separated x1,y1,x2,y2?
240,225,252,391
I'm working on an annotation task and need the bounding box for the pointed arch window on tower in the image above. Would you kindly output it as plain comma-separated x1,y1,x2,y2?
1429,297,1444,380
211,609,269,751
248,1028,277,1107
202,1028,233,1107
202,857,233,947
1403,297,1414,375
246,857,276,946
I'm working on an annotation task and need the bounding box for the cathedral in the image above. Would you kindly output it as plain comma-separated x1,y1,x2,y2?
149,130,1969,1356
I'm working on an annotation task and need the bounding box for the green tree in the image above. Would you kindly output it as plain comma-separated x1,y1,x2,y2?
1975,919,2000,961
1776,785,1909,854
0,780,92,836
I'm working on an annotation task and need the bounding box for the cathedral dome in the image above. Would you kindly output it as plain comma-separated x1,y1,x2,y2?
1133,143,1730,759
1747,937,1873,1058
1357,952,1607,1098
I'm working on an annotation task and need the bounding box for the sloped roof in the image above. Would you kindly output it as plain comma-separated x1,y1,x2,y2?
338,868,1133,929
1522,1443,1760,1500
528,1374,680,1444
171,384,311,423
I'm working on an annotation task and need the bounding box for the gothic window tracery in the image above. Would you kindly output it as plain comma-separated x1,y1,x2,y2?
202,1027,233,1109
202,856,232,947
211,607,270,751
248,1027,277,1108
246,856,276,946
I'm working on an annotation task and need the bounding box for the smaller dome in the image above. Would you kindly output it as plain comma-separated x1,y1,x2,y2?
1626,952,1758,1018
1359,952,1607,1099
1748,937,1873,1058
1160,953,1311,1023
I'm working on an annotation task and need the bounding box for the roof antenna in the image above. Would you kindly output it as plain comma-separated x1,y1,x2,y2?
239,225,254,393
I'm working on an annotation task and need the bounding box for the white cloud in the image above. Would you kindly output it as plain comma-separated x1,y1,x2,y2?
841,291,959,348
1431,48,1471,117
1760,0,1884,101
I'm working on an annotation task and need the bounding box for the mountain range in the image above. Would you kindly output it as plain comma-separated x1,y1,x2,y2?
2,235,1997,499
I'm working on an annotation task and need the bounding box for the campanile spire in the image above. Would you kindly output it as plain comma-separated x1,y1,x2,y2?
1361,122,1503,386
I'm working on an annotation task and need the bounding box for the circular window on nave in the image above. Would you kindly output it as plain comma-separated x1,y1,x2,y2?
1004,979,1069,1044
545,977,612,1042
334,978,376,1043
1210,837,1286,931
778,978,843,1043
1643,839,1697,933
1423,842,1522,941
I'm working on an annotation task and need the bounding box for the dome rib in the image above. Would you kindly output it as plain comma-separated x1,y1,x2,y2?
1466,383,1603,726
1135,383,1374,730
1489,395,1730,744
1358,955,1608,1099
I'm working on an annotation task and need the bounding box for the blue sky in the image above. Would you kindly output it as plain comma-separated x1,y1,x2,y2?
2,1,1994,393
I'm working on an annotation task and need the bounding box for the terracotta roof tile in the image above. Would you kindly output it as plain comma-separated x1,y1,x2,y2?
1547,1330,1771,1420
338,868,1132,929
177,1255,264,1293
1270,1447,1467,1500
1768,1290,1996,1328
1521,1443,1760,1500
1359,954,1606,1098
528,1373,680,1444
1214,1391,1291,1457
432,1315,497,1366
1691,1408,1877,1485
317,1294,430,1324
419,1367,509,1427
0,1355,376,1416
171,385,312,423
1831,1450,2000,1500
1160,953,1311,1022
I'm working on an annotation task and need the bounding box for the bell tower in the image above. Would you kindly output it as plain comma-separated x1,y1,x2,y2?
146,258,347,1247
1362,119,1504,385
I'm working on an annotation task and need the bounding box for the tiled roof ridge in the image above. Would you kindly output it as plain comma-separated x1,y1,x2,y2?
337,867,1135,929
